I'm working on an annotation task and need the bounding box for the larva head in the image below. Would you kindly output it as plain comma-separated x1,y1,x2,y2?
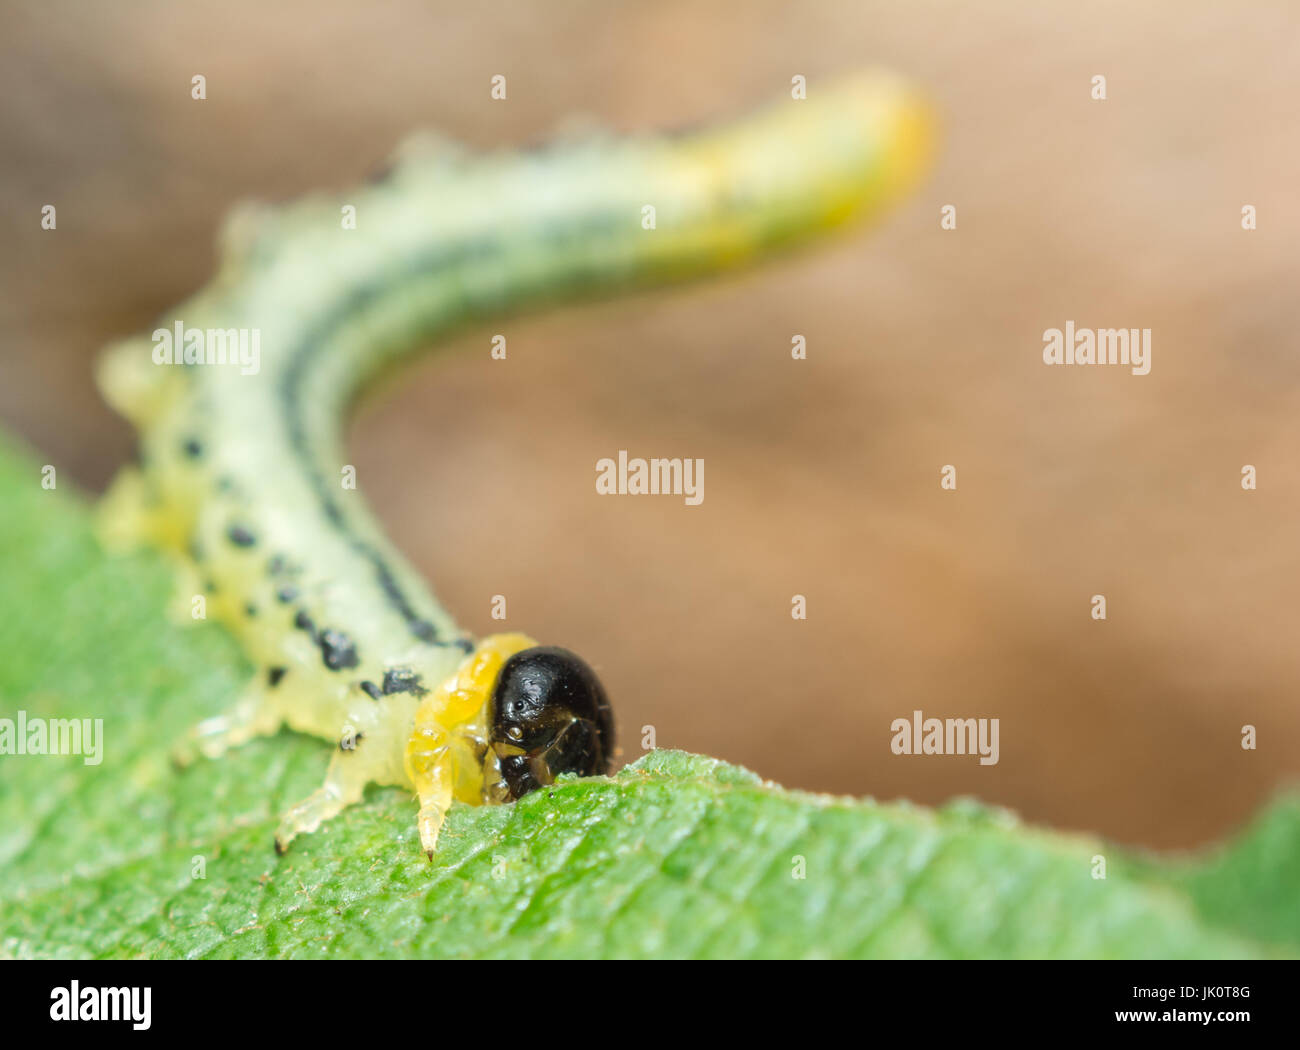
489,646,614,799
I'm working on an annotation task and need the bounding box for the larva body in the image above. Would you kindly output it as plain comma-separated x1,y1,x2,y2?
96,72,932,856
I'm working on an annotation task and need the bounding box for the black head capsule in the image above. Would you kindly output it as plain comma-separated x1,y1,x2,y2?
489,647,614,801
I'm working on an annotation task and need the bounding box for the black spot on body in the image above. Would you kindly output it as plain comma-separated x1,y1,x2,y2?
267,666,287,687
319,629,359,671
182,438,204,459
360,680,383,701
277,585,299,604
382,668,427,697
294,610,316,638
227,524,257,548
245,603,257,617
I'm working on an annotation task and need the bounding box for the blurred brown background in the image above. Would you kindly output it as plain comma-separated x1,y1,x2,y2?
2,1,1298,850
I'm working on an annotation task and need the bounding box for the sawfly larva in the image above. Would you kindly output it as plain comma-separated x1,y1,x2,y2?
95,71,933,857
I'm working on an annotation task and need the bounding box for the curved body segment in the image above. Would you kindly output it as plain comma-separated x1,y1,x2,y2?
96,71,934,856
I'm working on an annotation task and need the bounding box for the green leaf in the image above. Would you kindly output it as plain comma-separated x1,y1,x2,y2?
0,434,1296,959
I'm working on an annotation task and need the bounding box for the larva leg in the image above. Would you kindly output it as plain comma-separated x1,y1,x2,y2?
97,464,192,560
406,697,458,860
414,764,454,862
274,750,372,855
95,467,156,552
173,674,282,765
